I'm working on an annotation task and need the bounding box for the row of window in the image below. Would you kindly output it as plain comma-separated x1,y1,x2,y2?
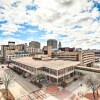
13,62,36,72
7,54,29,57
42,66,74,76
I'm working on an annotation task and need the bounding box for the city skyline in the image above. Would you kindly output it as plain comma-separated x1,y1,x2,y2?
0,0,100,49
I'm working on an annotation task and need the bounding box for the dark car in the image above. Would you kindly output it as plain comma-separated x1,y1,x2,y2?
0,80,3,84
2,66,4,68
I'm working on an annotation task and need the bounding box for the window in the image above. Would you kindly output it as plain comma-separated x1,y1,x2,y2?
58,69,63,75
50,69,57,75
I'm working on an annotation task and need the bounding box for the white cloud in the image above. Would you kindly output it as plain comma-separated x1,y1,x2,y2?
0,0,100,49
1,31,14,35
27,36,33,41
0,37,29,49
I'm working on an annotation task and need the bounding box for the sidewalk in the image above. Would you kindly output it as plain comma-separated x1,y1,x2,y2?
0,92,5,100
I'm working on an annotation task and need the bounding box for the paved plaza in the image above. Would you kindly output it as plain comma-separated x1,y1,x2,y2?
0,64,100,100
0,64,39,99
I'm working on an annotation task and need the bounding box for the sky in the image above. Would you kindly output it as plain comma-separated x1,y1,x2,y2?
0,0,100,49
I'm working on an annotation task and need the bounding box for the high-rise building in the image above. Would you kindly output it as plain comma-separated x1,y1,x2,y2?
16,44,25,51
8,41,15,50
47,39,57,49
8,41,15,45
29,41,40,49
58,42,61,49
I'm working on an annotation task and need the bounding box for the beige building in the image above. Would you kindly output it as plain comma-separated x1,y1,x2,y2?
94,52,100,62
78,50,95,66
42,46,52,57
1,45,18,58
52,50,95,67
1,42,26,61
52,51,79,61
29,41,40,49
33,54,52,60
11,57,80,84
25,47,41,55
16,44,25,51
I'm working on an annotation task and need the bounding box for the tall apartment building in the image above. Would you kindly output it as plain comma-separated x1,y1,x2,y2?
29,41,40,49
25,47,41,55
16,44,25,51
47,39,57,49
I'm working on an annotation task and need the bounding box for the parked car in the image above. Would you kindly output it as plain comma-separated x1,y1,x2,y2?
73,78,78,81
2,66,4,68
0,80,3,84
33,81,43,88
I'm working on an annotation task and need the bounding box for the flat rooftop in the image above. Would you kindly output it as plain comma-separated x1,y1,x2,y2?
12,57,80,70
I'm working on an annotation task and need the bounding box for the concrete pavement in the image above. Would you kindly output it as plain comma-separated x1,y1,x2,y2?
8,69,39,93
0,64,39,99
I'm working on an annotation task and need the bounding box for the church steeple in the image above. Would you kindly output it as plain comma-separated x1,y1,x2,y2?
58,42,61,49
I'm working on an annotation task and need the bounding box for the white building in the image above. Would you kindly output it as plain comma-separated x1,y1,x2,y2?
6,52,29,61
25,47,41,55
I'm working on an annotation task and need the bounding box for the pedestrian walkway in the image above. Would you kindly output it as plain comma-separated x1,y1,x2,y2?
0,92,5,100
7,68,39,93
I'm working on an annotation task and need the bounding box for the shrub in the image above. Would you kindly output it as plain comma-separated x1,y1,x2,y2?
61,81,67,88
73,78,77,81
33,81,43,88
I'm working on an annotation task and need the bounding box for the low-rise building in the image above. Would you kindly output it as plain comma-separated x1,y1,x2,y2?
52,51,79,61
6,51,29,61
94,52,100,62
59,47,75,52
78,50,95,67
11,57,80,84
52,50,95,67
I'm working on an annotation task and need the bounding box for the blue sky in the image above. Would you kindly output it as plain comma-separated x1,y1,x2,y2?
0,0,100,49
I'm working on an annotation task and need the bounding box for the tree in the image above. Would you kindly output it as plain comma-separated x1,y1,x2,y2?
7,60,12,68
85,74,100,100
61,81,67,89
0,70,15,100
0,57,4,64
